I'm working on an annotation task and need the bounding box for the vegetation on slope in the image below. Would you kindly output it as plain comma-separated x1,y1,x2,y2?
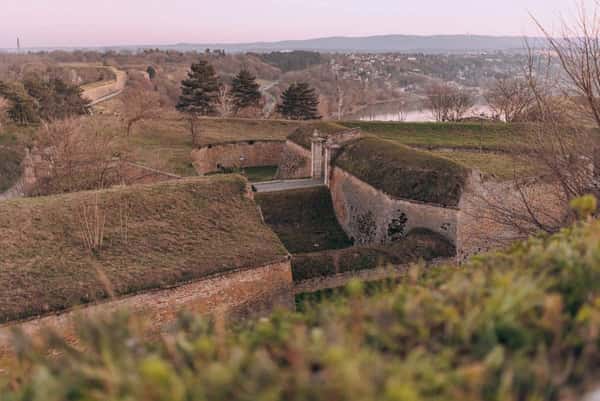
0,176,287,323
335,137,470,207
292,228,454,281
255,186,353,254
4,208,600,400
0,147,22,193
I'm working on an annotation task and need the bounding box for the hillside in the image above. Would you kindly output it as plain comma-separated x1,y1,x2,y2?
0,176,287,323
4,204,600,400
11,34,542,54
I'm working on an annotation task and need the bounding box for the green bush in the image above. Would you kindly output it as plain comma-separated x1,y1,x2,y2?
4,219,600,400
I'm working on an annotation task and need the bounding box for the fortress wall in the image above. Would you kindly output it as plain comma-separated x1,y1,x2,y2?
191,141,285,175
276,140,312,179
0,260,293,355
457,174,565,262
329,167,459,246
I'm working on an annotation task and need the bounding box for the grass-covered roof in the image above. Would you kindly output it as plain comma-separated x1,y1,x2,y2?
0,175,288,323
334,137,470,207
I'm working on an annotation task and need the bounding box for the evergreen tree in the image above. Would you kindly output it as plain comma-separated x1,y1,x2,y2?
146,66,157,80
176,60,220,116
230,69,262,114
276,82,321,120
0,81,39,125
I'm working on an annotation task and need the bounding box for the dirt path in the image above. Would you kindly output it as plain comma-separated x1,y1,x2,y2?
79,66,127,105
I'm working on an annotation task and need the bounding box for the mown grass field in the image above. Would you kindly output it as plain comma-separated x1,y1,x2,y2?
0,175,287,323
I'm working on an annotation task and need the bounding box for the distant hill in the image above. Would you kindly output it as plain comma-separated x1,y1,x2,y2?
4,34,546,54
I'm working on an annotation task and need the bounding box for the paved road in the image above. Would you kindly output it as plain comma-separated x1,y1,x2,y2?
252,179,324,193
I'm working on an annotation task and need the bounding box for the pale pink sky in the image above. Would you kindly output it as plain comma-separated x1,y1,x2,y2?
0,0,594,48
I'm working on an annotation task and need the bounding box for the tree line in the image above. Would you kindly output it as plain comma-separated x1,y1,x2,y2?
175,60,321,145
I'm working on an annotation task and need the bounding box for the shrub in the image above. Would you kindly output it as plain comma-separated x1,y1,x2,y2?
4,217,600,400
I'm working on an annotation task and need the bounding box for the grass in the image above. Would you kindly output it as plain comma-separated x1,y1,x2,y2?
242,166,279,182
0,175,288,323
291,228,455,282
5,214,600,400
334,137,470,207
0,147,23,192
428,149,540,181
255,186,353,254
341,121,528,151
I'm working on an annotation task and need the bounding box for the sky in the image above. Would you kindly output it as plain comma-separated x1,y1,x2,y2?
0,0,596,48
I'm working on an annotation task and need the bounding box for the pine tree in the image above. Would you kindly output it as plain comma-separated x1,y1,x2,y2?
230,69,262,114
276,82,321,120
0,81,39,125
176,60,220,116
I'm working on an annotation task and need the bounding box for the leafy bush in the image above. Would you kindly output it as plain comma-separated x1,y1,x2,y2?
5,216,600,400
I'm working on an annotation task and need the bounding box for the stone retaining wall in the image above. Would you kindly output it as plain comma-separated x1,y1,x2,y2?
329,167,459,246
276,140,312,179
191,140,285,175
0,260,293,355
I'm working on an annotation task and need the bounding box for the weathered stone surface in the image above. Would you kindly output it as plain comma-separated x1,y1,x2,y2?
0,260,293,355
276,140,312,179
191,140,284,175
329,167,459,246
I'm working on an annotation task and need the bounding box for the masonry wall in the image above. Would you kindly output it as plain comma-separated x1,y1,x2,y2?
329,167,459,246
457,173,565,262
276,140,312,179
191,141,284,175
0,260,293,355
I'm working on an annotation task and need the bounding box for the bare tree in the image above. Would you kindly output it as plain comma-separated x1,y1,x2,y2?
32,117,122,196
486,77,535,122
0,96,8,130
121,83,161,136
425,83,474,122
335,75,345,120
217,83,233,117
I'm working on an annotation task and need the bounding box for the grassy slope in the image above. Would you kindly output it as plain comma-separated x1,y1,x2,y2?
5,217,600,400
334,137,470,207
341,121,526,151
341,121,538,180
0,175,287,323
255,186,353,254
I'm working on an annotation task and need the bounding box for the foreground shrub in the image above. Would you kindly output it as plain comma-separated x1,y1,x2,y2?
3,219,600,400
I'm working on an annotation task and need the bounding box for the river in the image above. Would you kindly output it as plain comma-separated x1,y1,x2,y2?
347,101,494,122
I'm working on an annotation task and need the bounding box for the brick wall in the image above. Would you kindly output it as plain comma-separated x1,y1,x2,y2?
0,260,293,355
191,141,285,175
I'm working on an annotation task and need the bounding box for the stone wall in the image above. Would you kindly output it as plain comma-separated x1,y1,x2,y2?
329,167,459,246
0,260,293,355
457,173,565,262
276,140,312,179
191,140,284,175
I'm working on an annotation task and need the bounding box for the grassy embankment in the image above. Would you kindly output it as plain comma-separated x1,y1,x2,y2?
0,175,287,323
4,202,600,400
341,121,536,180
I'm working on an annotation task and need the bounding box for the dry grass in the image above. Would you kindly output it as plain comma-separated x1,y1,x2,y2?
0,175,288,323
